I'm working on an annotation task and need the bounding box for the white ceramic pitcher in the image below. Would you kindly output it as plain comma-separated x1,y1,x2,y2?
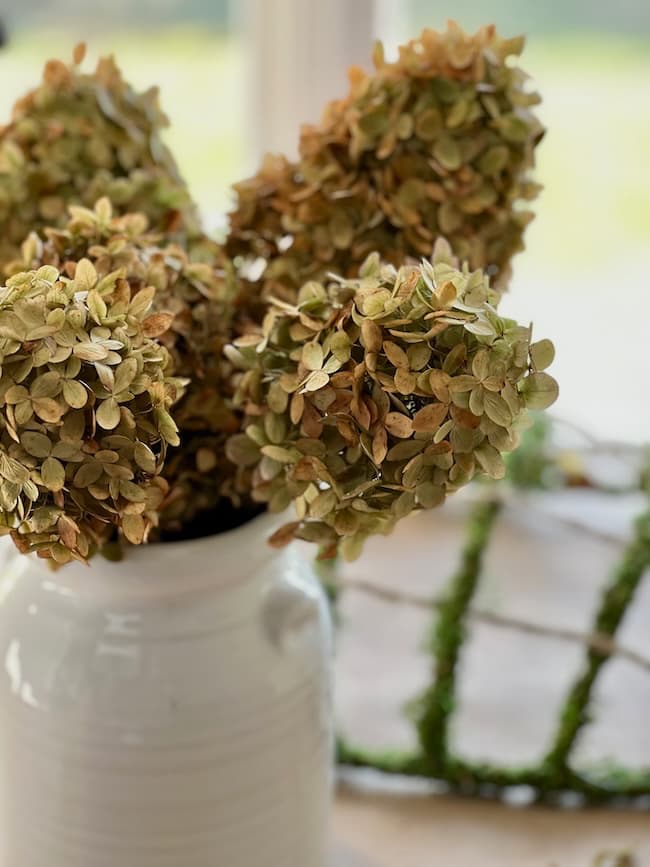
0,511,333,867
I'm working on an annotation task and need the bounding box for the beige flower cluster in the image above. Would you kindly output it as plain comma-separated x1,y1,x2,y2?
226,242,557,559
0,28,557,563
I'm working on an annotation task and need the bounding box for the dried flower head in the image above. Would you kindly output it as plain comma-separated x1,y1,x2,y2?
0,251,182,563
0,43,200,271
228,22,543,312
226,241,558,560
13,198,243,539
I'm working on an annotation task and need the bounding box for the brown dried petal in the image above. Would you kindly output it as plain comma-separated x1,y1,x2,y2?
412,403,448,433
268,522,300,548
384,412,413,438
142,312,175,338
383,341,409,370
361,319,383,353
394,368,416,395
371,426,388,464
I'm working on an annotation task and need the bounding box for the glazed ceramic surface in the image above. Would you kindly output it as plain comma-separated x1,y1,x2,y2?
0,512,333,867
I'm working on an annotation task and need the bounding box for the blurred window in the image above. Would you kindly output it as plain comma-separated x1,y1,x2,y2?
0,0,245,222
376,1,650,442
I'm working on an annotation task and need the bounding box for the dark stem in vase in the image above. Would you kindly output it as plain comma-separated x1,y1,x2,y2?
157,501,267,544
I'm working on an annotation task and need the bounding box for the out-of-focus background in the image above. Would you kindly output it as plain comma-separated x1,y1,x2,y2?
0,3,648,865
0,0,648,443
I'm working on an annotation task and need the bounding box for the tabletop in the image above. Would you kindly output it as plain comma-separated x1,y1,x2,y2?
330,786,650,867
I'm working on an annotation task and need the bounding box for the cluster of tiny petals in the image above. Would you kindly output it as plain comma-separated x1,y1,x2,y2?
226,240,557,560
0,42,200,272
10,198,244,541
227,21,544,317
0,229,183,563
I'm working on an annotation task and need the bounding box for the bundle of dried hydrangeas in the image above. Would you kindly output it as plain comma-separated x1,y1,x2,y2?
10,199,243,540
228,22,544,314
0,43,200,271
226,240,558,560
0,252,182,564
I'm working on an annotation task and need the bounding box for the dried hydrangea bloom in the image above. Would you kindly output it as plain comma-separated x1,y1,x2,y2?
228,22,544,310
0,43,200,270
14,199,244,538
225,241,558,560
0,257,182,563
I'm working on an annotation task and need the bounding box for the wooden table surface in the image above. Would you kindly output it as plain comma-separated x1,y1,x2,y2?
330,786,650,866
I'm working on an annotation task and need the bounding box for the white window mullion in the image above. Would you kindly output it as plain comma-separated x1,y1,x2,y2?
240,0,376,166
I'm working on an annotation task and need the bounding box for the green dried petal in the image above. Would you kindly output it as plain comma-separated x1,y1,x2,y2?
74,259,98,292
21,431,52,459
529,339,555,371
96,398,121,430
478,145,510,176
133,441,157,474
482,391,512,427
303,371,330,392
122,513,145,545
474,443,506,479
521,372,559,410
309,489,338,520
302,342,324,371
415,482,445,509
62,380,87,409
41,456,66,492
433,134,462,171
329,332,352,363
415,107,443,141
226,434,260,468
260,445,298,464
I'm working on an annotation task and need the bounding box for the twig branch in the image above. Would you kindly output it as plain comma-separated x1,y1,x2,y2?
544,511,630,547
336,576,650,674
